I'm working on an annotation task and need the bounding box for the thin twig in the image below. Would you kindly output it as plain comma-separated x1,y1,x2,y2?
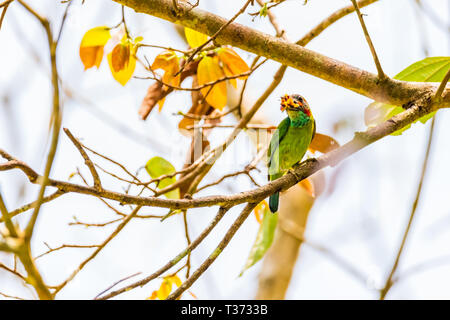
94,272,142,299
182,210,191,278
379,116,437,300
96,206,230,300
35,243,100,260
64,128,102,191
4,191,64,222
0,0,11,30
0,262,26,281
167,202,257,299
434,67,450,101
0,191,18,237
175,0,254,76
52,205,141,295
350,0,385,79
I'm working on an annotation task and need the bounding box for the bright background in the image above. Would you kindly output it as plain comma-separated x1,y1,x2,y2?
0,0,449,299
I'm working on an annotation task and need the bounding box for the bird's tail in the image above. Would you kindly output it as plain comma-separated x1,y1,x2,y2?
269,192,279,213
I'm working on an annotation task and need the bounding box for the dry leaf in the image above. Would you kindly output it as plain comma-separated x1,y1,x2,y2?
110,43,130,72
299,178,315,198
308,133,339,154
79,26,111,70
107,36,142,86
197,56,227,110
217,47,250,80
254,200,269,224
152,51,181,87
139,60,198,120
79,46,104,70
184,27,208,48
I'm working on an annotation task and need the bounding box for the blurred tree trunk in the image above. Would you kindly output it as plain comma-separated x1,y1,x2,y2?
255,174,322,299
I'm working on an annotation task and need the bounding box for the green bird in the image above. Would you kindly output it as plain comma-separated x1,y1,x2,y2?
268,94,315,213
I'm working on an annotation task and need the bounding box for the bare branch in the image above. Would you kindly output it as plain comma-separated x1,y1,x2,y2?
350,0,386,79
167,202,257,300
96,206,230,300
64,128,102,191
52,205,141,295
113,0,449,106
379,116,436,300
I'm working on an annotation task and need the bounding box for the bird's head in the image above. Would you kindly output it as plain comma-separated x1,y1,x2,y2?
280,94,312,118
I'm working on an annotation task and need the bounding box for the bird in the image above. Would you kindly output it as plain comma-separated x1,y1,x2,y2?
268,94,316,213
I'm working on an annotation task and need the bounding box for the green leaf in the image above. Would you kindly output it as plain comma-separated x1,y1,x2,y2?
240,202,278,276
145,156,180,199
259,3,268,17
365,56,449,135
394,57,450,82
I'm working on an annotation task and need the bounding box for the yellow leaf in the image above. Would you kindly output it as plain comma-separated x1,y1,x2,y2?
157,97,165,112
152,51,181,87
184,27,208,48
299,178,315,198
254,200,269,224
156,279,172,300
308,133,340,154
218,47,250,80
110,43,130,72
197,56,227,110
107,41,136,86
80,26,111,47
148,291,158,300
222,63,237,88
80,46,104,70
167,275,182,287
79,26,111,70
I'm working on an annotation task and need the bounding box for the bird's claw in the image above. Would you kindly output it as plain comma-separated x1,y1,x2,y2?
288,168,302,181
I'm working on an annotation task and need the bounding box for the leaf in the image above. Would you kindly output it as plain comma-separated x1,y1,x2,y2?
145,156,180,199
107,37,139,86
299,178,315,198
197,56,227,110
148,275,182,300
178,102,212,135
395,56,450,82
240,201,278,276
80,46,105,70
80,26,111,47
253,200,268,224
157,279,172,300
184,28,208,48
139,82,166,120
308,133,339,154
364,102,408,136
222,63,237,88
365,57,450,135
259,3,268,17
217,47,250,80
110,43,130,72
167,275,182,287
152,51,181,88
79,26,111,70
148,290,158,300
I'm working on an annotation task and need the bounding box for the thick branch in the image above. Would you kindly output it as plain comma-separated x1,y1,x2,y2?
0,96,439,212
114,0,449,107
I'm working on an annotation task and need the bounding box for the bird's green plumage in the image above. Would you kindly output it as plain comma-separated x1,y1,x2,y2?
268,107,315,213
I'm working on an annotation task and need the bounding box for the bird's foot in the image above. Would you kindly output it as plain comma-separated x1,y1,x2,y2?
288,168,302,182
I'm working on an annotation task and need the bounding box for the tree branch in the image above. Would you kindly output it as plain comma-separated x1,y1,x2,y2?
379,115,436,300
350,0,386,79
113,0,449,106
